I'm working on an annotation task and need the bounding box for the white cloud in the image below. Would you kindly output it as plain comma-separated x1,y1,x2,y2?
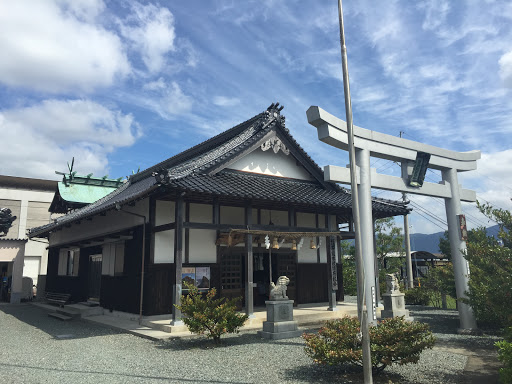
0,0,130,93
134,81,193,120
213,96,240,107
119,3,176,73
0,100,141,179
499,50,512,88
418,0,451,31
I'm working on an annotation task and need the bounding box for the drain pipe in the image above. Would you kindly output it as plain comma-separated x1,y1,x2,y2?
115,203,146,325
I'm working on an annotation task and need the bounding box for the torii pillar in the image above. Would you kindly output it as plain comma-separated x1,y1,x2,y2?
307,106,479,332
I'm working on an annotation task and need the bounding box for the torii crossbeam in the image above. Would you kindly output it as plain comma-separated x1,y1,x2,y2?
308,106,479,331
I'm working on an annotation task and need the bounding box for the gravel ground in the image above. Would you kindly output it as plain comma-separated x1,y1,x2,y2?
0,302,501,384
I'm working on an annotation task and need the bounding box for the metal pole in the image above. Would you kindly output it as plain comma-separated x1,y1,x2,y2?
400,134,414,290
268,247,272,299
403,211,413,289
337,1,373,382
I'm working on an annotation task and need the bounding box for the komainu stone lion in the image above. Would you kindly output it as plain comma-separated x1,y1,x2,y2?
270,276,290,300
385,273,400,294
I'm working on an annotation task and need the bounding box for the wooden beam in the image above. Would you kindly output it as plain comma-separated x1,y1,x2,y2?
152,222,175,233
172,195,184,325
245,203,254,317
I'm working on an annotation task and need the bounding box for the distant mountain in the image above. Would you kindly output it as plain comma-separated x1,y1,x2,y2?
410,225,500,254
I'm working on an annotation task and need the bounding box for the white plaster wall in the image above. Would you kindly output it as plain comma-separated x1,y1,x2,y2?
155,200,174,226
297,212,319,263
154,230,174,263
220,206,244,225
49,199,149,247
227,147,313,180
297,212,316,228
189,229,217,263
154,229,186,264
190,203,212,223
260,209,288,226
298,243,318,263
319,241,327,263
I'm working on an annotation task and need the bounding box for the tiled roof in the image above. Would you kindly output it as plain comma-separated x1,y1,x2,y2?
170,170,408,216
28,103,409,238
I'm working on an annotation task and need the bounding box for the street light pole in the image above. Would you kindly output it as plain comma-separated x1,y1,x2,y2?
337,1,373,382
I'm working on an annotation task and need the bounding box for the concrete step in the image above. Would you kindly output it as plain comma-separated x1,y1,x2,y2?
48,312,73,321
78,301,100,307
56,308,82,318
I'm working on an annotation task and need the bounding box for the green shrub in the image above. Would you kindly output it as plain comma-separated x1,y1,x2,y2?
404,287,431,306
175,282,248,343
303,316,435,373
496,327,512,384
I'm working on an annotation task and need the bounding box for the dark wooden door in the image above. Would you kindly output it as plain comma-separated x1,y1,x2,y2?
276,253,297,301
219,249,243,305
88,254,102,301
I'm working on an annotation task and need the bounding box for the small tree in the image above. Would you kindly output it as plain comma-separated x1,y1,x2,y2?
375,217,405,270
340,240,357,295
463,202,512,329
175,282,248,343
496,327,512,384
303,316,435,373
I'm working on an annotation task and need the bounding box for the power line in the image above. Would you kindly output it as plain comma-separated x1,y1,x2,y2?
408,200,448,227
409,208,448,231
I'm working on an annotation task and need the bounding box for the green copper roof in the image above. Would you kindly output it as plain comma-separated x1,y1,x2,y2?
57,182,118,204
58,174,124,203
49,174,125,213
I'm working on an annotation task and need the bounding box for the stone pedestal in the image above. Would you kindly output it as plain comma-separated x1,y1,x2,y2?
381,293,413,321
258,300,302,340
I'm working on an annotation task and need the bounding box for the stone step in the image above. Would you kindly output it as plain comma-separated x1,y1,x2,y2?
56,308,82,318
48,312,73,321
78,301,100,307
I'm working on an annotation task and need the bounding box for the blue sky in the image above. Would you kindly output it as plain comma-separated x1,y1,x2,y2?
1,0,511,235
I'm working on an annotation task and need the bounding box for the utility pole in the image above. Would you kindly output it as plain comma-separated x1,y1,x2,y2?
337,1,373,382
400,131,414,289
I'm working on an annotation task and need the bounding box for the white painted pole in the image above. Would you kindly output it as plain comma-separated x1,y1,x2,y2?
442,168,477,331
356,148,377,325
403,212,414,289
337,1,373,382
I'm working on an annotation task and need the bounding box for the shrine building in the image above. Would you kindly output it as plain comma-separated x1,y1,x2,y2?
28,104,409,319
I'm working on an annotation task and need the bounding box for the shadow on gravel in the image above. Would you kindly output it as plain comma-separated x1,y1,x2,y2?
407,306,460,334
156,332,305,351
282,364,406,384
0,362,246,384
0,303,121,340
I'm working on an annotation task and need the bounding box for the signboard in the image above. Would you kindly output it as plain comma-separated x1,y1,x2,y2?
195,266,211,289
458,214,468,241
182,266,211,291
182,267,195,290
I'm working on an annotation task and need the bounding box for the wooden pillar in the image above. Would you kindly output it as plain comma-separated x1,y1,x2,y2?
172,195,184,325
326,214,338,311
149,197,156,263
213,198,220,263
245,204,254,318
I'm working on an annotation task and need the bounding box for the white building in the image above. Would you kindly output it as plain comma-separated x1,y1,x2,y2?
0,175,57,302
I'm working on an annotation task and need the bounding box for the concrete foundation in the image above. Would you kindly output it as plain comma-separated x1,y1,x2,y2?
381,292,413,321
258,300,302,340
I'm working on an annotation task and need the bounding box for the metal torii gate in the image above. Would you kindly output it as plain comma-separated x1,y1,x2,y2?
307,106,480,331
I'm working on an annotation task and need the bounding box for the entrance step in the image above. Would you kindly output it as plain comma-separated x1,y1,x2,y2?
78,301,100,307
56,308,81,319
48,312,73,321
